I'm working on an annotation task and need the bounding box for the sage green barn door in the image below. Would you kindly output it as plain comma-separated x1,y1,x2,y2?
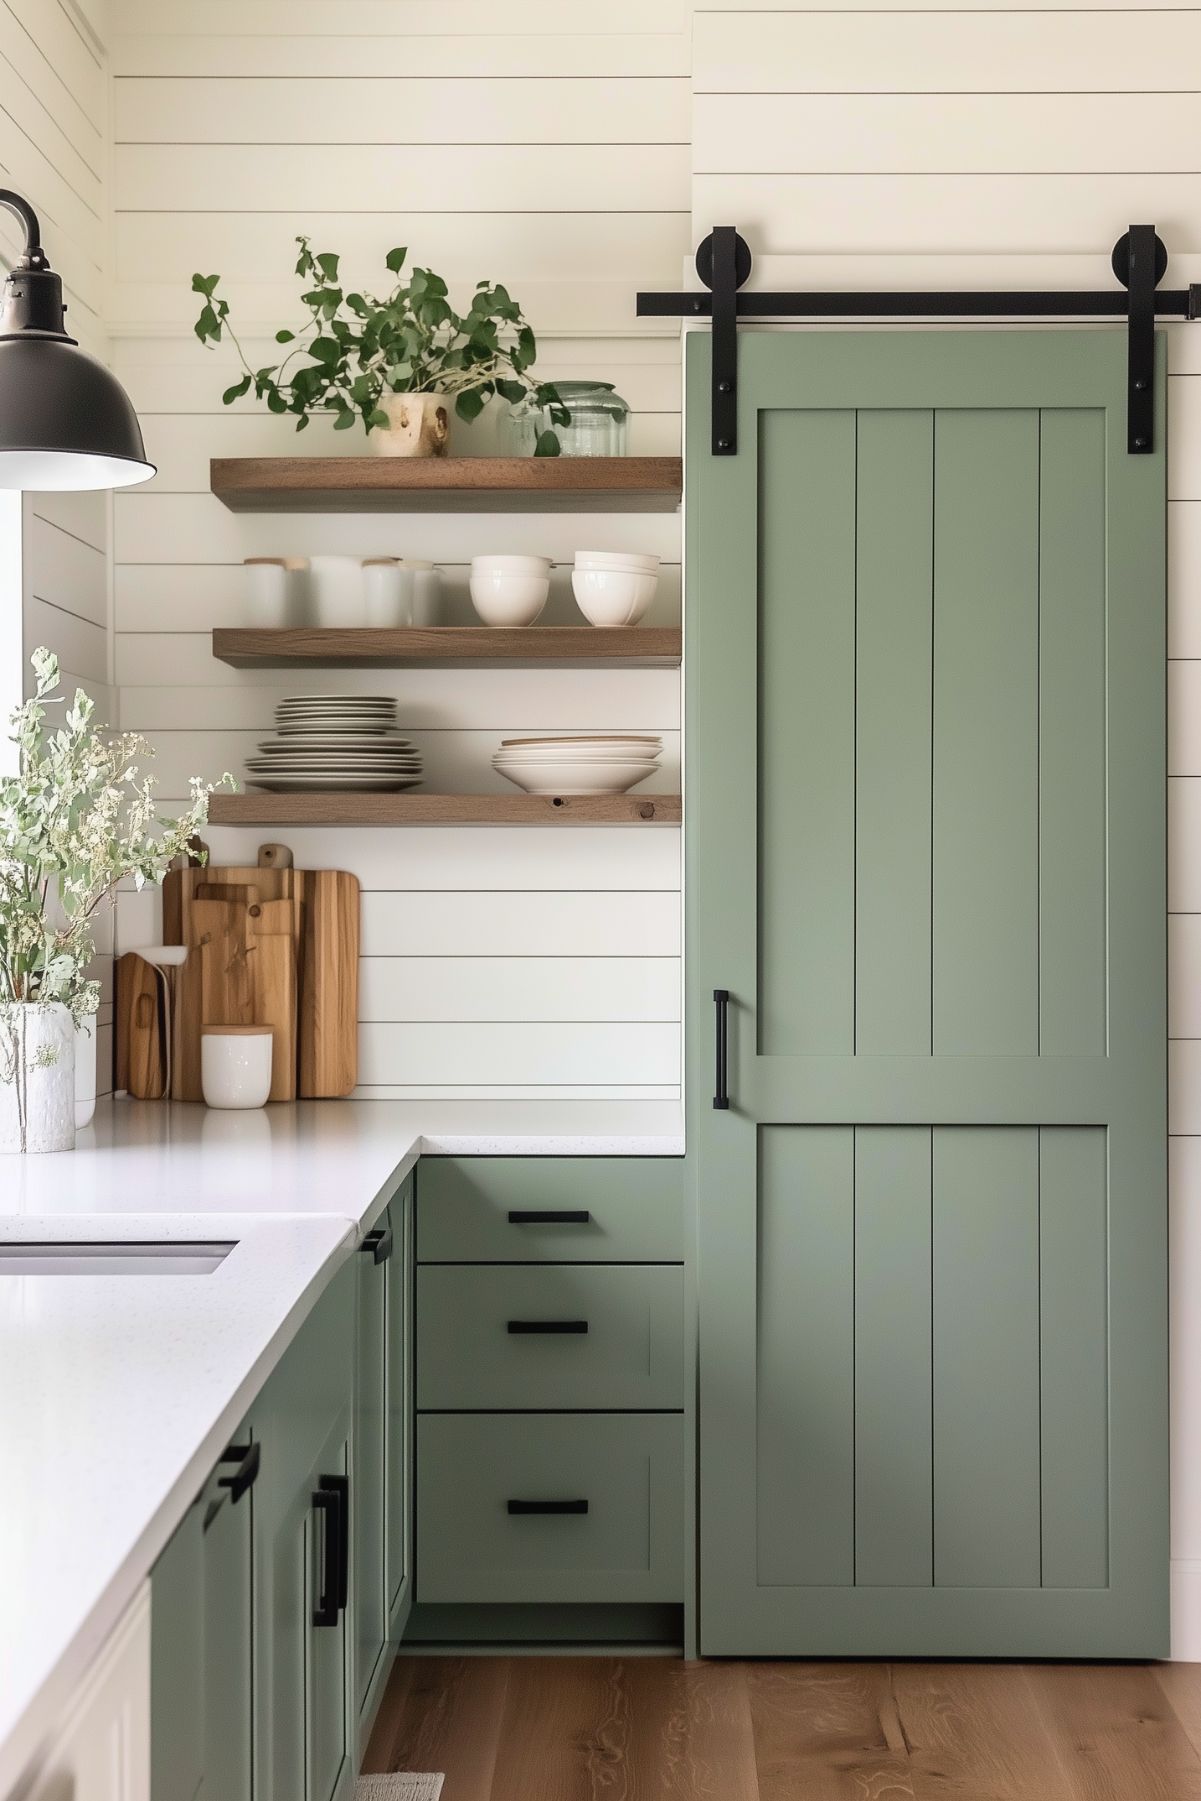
687,329,1167,1657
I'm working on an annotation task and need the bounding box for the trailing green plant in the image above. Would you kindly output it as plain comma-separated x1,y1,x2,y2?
192,238,569,454
0,649,234,1027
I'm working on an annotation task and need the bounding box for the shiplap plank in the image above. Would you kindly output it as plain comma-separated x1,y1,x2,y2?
365,1021,677,1084
1171,664,1201,778
1172,916,1201,1040
33,488,107,550
1171,782,1201,914
740,251,1201,298
361,890,680,958
694,94,1201,176
1171,504,1201,658
114,1,689,32
113,496,683,566
29,514,106,626
1171,1136,1201,1563
0,36,102,197
0,109,102,279
113,32,689,77
114,211,688,295
5,0,105,130
114,563,682,633
693,10,1201,93
114,726,681,799
1171,379,1201,500
1172,1042,1201,1135
0,12,103,165
24,598,107,685
197,824,680,890
115,143,689,213
358,956,679,1023
351,1083,680,1100
116,667,681,729
115,77,689,144
696,0,1197,10
693,173,1201,258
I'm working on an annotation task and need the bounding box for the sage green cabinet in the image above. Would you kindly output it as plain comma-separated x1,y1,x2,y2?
254,1261,355,1801
417,1155,683,1262
385,1173,415,1640
687,328,1168,1657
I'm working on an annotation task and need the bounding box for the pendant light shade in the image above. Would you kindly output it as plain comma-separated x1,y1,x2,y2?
0,189,154,491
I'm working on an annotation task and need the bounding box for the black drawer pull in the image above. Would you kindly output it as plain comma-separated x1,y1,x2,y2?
216,1438,260,1504
312,1472,350,1626
714,987,730,1110
506,1318,589,1335
507,1498,589,1516
507,1209,591,1225
361,1226,393,1264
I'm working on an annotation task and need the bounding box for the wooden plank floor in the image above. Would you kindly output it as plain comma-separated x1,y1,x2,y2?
364,1657,1201,1800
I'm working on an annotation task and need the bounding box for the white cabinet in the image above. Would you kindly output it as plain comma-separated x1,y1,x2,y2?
23,1587,150,1801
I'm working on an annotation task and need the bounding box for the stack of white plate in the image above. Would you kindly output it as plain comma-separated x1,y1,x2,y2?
245,695,423,792
492,734,661,796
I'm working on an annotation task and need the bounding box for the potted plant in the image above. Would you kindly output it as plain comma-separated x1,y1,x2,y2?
0,650,232,1153
192,238,570,457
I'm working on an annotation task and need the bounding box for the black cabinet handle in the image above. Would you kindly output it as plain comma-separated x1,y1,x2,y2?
361,1226,393,1264
507,1498,589,1516
312,1472,350,1626
713,988,730,1110
216,1438,260,1504
507,1209,591,1225
506,1319,589,1335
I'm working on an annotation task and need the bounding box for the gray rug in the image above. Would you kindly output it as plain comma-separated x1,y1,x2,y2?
357,1778,444,1801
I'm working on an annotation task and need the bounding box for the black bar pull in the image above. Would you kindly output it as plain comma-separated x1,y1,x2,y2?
506,1319,589,1335
312,1472,350,1625
361,1226,393,1264
713,988,730,1110
507,1209,591,1225
507,1498,589,1516
216,1438,260,1504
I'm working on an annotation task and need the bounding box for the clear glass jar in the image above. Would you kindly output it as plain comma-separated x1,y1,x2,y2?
500,381,630,458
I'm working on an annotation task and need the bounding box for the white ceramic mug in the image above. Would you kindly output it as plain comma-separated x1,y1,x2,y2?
201,1026,274,1110
308,554,366,627
243,557,308,628
402,560,441,626
363,558,414,627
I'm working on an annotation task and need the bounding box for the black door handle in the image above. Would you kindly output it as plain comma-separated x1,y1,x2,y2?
506,1319,589,1335
507,1209,591,1225
507,1498,589,1516
216,1438,260,1504
312,1472,350,1625
713,988,730,1110
361,1226,393,1264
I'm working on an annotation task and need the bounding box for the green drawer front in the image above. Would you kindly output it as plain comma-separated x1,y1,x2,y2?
417,1156,684,1264
417,1265,685,1411
416,1413,684,1604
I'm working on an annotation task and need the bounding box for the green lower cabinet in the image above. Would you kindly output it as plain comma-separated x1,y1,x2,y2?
254,1260,356,1801
385,1175,415,1640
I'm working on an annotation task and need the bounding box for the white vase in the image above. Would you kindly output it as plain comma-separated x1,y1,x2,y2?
369,391,450,459
74,1017,97,1130
0,1002,76,1153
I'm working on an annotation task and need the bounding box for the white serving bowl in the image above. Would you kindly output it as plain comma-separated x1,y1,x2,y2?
574,549,660,573
470,566,550,627
493,757,657,795
471,554,551,576
572,565,659,628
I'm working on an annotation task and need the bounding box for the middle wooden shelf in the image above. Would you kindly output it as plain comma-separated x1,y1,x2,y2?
212,625,681,669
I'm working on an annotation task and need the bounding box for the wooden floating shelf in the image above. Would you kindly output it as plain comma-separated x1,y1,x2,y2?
210,455,682,513
208,793,681,827
212,625,681,669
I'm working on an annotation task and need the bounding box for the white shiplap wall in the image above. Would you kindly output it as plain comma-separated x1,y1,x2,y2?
108,0,688,1099
5,0,114,1095
692,0,1201,1657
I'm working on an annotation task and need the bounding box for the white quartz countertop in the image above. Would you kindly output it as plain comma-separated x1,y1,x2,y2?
0,1096,683,1795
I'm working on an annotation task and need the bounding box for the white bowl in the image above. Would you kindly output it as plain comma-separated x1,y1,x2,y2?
471,554,551,576
470,569,550,627
574,549,660,573
572,566,659,627
494,758,657,795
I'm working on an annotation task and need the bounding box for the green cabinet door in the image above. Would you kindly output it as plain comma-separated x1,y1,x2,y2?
353,1200,394,1735
385,1174,414,1641
688,328,1168,1657
254,1260,355,1801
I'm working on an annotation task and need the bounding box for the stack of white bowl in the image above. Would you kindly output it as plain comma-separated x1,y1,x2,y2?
469,554,550,627
492,735,662,796
571,550,660,627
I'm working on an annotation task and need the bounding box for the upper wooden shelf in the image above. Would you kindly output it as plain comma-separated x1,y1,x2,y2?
212,625,681,669
208,792,680,827
210,456,682,513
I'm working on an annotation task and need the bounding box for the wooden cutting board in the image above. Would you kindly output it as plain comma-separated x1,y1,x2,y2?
299,870,360,1099
116,953,167,1100
248,898,297,1103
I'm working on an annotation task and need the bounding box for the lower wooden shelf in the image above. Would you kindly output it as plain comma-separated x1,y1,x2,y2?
208,792,681,826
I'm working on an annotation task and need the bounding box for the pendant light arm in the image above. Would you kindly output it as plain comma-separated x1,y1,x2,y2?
0,190,44,268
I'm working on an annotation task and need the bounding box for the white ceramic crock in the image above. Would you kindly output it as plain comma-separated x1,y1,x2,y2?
201,1026,274,1110
0,1002,76,1153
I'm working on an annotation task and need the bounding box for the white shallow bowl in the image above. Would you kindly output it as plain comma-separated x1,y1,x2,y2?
496,747,661,762
470,569,550,627
500,734,661,747
493,758,657,795
572,566,659,628
574,549,660,572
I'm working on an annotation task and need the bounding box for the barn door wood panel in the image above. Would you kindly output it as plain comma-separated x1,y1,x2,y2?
688,329,1167,1657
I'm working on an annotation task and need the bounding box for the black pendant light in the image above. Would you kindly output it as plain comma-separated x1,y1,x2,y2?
0,189,154,490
